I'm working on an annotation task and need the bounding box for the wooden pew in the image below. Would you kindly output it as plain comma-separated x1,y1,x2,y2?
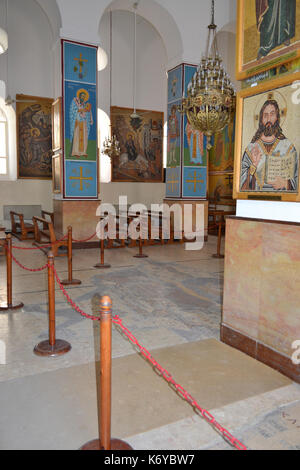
10,210,54,241
10,211,35,241
32,216,67,257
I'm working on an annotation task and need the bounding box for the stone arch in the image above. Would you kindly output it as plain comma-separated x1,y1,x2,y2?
33,0,62,42
99,0,183,67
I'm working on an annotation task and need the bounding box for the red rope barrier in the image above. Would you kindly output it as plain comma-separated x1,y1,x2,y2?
50,265,247,451
71,232,97,243
12,233,68,250
8,247,49,272
6,250,247,451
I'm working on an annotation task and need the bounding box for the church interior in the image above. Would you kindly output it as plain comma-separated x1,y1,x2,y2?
0,0,300,451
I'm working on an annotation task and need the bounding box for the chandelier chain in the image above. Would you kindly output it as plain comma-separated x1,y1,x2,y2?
211,0,215,26
178,0,235,149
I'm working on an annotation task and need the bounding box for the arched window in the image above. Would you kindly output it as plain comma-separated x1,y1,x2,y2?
0,95,17,181
0,107,8,175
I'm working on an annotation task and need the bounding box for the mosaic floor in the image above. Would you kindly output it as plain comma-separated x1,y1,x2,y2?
0,238,299,450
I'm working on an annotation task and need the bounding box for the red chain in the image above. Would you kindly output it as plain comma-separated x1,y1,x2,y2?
8,248,49,272
51,265,101,321
71,232,97,243
12,234,68,250
112,315,247,450
51,265,247,451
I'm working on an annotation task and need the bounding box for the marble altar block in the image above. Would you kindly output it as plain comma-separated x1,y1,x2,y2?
53,200,100,244
221,216,300,383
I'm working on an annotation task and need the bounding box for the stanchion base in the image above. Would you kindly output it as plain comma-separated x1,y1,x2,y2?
33,339,71,357
61,279,82,286
80,438,133,450
133,254,148,258
212,254,224,259
0,300,24,311
94,263,111,269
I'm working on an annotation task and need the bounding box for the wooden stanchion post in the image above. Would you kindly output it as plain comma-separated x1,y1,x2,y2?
0,233,24,311
133,215,148,259
212,219,225,259
94,234,111,269
61,226,82,285
81,296,133,450
34,251,71,357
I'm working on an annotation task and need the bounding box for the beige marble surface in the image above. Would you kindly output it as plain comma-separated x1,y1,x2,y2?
223,218,300,357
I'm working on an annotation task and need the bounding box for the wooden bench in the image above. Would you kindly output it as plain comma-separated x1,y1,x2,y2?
104,210,175,248
32,216,67,257
10,210,54,241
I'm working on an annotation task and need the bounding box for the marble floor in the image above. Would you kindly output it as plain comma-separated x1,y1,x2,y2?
0,237,299,450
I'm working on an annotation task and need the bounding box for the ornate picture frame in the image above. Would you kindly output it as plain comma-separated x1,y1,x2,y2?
52,153,61,194
233,72,300,202
16,94,53,179
52,97,62,152
236,0,300,80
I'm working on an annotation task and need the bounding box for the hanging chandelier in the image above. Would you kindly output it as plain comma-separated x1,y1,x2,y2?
101,10,121,162
179,0,235,149
102,133,120,160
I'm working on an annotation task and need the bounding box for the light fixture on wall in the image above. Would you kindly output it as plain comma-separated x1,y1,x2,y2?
179,0,235,149
102,10,121,161
0,28,8,55
97,46,108,72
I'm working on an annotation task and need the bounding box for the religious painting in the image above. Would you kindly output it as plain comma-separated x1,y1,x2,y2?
167,101,181,167
209,116,235,172
62,39,98,199
64,160,98,198
183,115,207,167
64,81,97,161
233,73,300,201
52,154,61,194
165,167,181,198
167,65,183,103
236,0,300,80
16,94,53,179
209,172,234,204
110,106,164,183
63,40,97,85
182,167,207,199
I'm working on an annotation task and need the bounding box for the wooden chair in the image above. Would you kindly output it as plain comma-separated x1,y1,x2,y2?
32,216,67,257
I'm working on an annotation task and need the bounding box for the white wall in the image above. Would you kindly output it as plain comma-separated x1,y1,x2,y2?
0,0,54,221
0,0,240,219
98,10,167,206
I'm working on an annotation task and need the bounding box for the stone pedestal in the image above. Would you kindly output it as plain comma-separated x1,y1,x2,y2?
53,199,100,244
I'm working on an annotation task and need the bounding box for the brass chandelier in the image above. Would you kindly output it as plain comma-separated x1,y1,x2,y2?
179,0,235,149
102,133,120,160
